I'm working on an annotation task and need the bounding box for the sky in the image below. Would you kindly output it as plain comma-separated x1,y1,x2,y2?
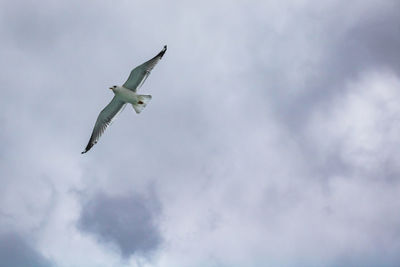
1,0,400,266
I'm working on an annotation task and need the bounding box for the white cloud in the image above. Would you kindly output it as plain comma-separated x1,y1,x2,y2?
308,70,400,176
1,0,400,266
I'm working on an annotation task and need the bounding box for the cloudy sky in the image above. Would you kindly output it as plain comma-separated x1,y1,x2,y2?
1,0,400,266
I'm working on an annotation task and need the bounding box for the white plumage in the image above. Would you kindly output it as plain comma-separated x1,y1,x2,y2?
82,45,167,154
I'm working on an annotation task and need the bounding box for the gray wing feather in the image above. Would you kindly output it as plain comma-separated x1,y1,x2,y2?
123,45,167,92
82,96,126,154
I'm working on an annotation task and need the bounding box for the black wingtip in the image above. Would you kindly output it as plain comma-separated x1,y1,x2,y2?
81,151,86,154
159,45,167,58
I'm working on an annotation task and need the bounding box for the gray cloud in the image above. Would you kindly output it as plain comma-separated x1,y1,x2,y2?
78,192,162,258
245,1,400,133
0,232,52,267
1,0,400,266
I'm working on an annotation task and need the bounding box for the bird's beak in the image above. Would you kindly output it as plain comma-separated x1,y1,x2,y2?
109,87,113,90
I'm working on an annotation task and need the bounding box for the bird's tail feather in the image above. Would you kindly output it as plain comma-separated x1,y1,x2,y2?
132,95,152,114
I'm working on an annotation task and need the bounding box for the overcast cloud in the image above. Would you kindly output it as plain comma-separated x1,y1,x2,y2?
0,232,53,267
1,0,400,266
78,191,162,258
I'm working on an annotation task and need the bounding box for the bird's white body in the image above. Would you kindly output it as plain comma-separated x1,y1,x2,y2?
113,86,140,104
112,86,152,114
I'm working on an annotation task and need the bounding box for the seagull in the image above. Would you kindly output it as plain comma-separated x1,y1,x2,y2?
81,45,167,154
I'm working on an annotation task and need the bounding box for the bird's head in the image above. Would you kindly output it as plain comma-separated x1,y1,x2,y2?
109,85,117,91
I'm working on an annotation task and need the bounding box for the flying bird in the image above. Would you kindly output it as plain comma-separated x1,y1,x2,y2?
82,45,167,154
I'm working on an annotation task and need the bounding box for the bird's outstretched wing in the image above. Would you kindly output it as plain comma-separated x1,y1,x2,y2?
82,96,126,154
123,45,167,92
